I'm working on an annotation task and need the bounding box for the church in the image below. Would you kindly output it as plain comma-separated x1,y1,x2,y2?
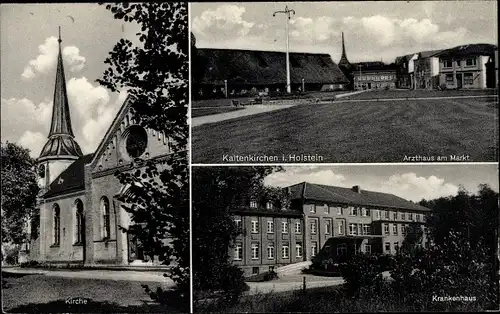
24,31,176,266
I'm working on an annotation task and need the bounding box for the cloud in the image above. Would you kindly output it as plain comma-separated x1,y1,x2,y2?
192,5,255,38
378,172,459,202
290,16,337,43
21,36,86,80
1,97,52,139
18,131,46,158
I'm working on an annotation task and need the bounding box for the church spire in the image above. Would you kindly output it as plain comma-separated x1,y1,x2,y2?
339,31,351,67
39,27,82,161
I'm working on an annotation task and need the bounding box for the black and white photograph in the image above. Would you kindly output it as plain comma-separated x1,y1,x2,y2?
1,3,189,313
191,1,498,163
192,164,499,312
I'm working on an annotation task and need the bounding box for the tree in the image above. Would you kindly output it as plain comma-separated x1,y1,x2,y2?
96,2,188,311
192,166,283,304
1,142,39,245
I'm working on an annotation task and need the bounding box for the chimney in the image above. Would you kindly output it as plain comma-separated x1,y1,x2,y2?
352,185,361,193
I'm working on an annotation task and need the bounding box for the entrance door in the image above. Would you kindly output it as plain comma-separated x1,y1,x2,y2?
127,233,145,262
367,83,372,89
456,73,463,89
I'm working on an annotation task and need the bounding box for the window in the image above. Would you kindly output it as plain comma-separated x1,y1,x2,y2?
310,220,317,234
362,208,368,217
234,219,242,232
234,243,243,260
296,243,302,258
311,242,318,257
465,58,476,66
337,207,343,215
349,223,357,235
375,210,380,219
252,267,260,275
282,221,288,234
53,204,61,245
251,243,259,259
445,74,454,82
101,197,110,239
282,244,289,258
416,214,421,222
410,213,414,221
384,242,391,252
364,244,371,254
295,221,301,234
251,220,259,233
444,60,453,68
124,125,148,158
464,73,473,85
338,220,345,235
402,225,407,236
266,202,273,210
267,244,275,259
394,242,400,253
349,207,357,216
337,243,347,256
362,224,371,235
402,212,406,220
267,221,274,233
393,224,398,235
324,204,329,214
384,224,390,235
310,204,316,213
393,212,397,220
250,200,257,208
385,210,390,219
75,200,84,244
325,220,331,235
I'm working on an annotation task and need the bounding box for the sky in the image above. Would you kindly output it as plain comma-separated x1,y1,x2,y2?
1,3,142,157
264,164,499,202
191,1,498,63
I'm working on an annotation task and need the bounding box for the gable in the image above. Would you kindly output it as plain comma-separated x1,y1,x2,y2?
89,96,172,174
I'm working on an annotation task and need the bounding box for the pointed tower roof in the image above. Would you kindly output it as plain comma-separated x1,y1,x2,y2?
338,31,352,69
39,27,82,161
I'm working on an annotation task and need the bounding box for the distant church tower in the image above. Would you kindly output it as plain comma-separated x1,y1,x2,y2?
37,27,82,193
338,32,351,69
338,31,355,90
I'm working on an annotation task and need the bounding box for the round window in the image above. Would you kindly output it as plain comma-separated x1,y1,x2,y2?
124,125,148,158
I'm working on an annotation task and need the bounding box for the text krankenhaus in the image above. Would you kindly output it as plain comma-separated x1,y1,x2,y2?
222,154,324,162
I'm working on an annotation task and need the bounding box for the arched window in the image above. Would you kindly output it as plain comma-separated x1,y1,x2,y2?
75,199,84,244
101,197,110,239
53,204,61,245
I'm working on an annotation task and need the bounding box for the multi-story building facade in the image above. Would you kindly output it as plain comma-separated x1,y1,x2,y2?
352,62,398,90
413,50,443,90
437,44,496,89
231,182,430,276
395,53,418,89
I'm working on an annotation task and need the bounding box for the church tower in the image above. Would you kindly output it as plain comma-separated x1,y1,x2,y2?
37,27,82,193
338,31,355,90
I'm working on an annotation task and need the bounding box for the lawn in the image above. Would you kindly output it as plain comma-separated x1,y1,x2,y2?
192,96,498,163
340,88,497,100
2,271,185,313
194,284,490,313
192,107,244,118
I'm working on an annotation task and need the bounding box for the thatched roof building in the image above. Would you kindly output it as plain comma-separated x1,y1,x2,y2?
194,48,348,91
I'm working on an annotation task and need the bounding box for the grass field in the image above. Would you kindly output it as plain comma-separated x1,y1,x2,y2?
192,107,244,118
340,88,497,100
2,272,184,313
192,96,498,163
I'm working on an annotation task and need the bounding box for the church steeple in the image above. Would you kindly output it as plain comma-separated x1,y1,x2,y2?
39,27,82,161
338,31,351,68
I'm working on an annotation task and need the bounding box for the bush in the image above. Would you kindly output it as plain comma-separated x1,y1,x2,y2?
339,254,387,297
20,260,40,268
4,246,20,265
438,83,447,90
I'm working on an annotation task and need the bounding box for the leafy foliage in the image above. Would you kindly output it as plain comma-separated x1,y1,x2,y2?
192,167,283,305
97,2,188,311
1,142,40,245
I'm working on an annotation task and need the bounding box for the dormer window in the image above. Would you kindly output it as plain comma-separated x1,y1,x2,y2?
266,202,273,210
465,58,477,66
443,60,453,68
250,200,257,208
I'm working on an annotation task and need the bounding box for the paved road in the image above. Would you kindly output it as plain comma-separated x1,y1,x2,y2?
3,267,174,285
